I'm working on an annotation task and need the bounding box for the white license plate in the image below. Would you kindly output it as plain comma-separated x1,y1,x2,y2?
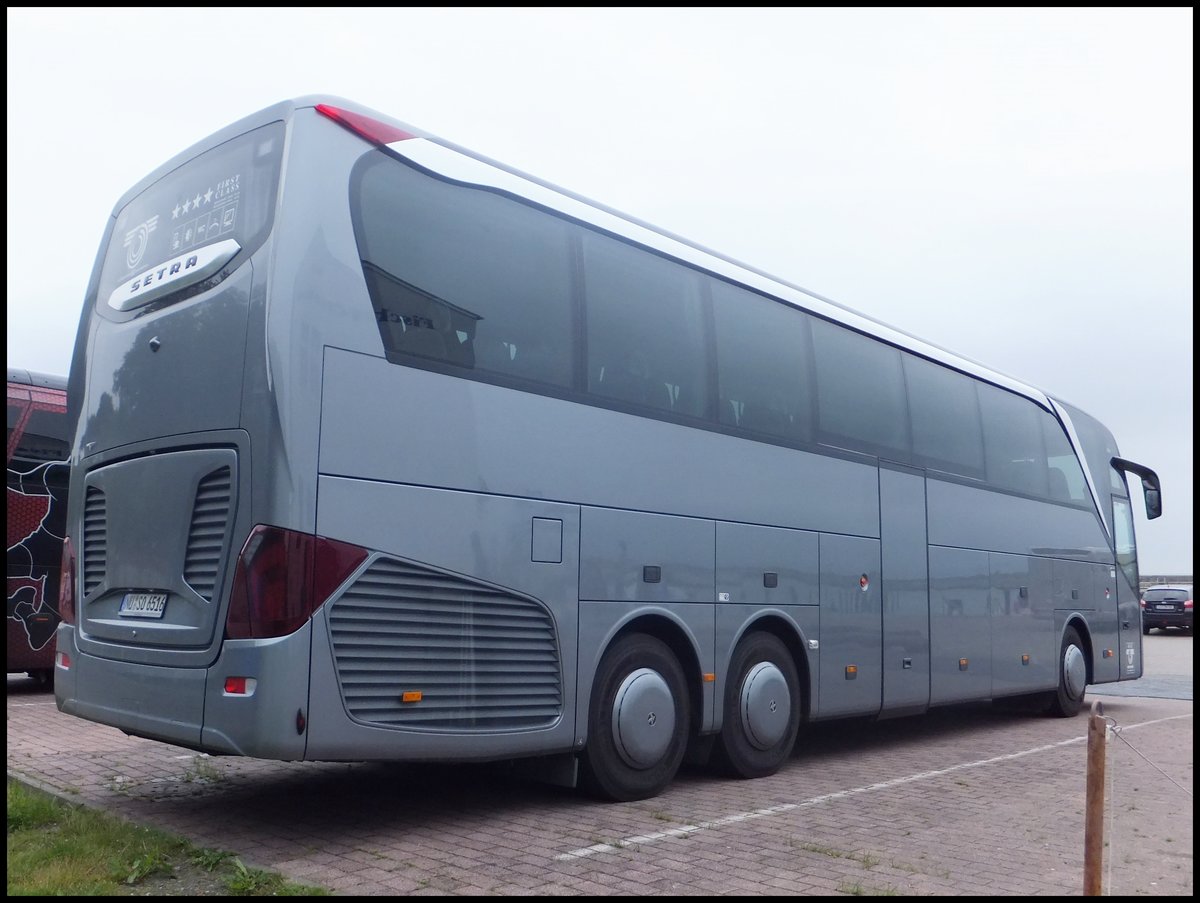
119,592,168,619
1155,604,1175,611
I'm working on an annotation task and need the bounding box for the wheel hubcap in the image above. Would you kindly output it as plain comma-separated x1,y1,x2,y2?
612,668,675,769
1063,643,1086,699
739,662,790,750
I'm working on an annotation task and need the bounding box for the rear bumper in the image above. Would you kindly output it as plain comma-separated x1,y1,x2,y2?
53,622,312,759
1142,610,1193,630
54,625,206,748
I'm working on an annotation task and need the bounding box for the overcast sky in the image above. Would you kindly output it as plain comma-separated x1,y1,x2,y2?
6,8,1193,574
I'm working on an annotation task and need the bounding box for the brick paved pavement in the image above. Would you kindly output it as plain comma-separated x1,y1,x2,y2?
7,679,1192,896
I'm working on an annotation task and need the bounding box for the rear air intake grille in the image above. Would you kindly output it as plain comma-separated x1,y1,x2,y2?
328,558,562,731
82,487,106,595
183,467,232,601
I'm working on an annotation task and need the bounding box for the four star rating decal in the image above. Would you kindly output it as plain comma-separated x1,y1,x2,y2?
172,186,219,219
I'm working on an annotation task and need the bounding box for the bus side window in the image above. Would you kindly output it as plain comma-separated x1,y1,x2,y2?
1042,414,1089,504
904,353,985,480
978,382,1050,498
711,278,812,444
352,153,574,388
582,230,708,418
811,317,908,458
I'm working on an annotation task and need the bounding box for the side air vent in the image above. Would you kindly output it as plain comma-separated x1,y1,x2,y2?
183,466,232,601
328,558,562,731
82,486,106,595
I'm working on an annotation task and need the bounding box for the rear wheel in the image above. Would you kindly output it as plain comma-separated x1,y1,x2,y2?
30,669,54,690
1142,623,1151,636
1047,625,1087,717
712,632,800,779
580,633,690,802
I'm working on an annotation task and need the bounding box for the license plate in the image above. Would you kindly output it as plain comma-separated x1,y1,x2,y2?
1155,604,1174,611
119,592,168,619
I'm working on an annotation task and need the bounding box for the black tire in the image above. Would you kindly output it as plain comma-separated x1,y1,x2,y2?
712,632,801,779
30,669,54,690
1047,625,1087,717
1143,623,1151,636
580,633,690,802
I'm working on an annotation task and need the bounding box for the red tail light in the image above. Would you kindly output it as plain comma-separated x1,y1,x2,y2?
225,525,368,639
316,104,416,146
224,676,248,695
1185,599,1194,610
58,535,76,625
1139,598,1146,608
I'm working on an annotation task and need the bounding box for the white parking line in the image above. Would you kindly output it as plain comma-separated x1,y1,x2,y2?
556,713,1193,861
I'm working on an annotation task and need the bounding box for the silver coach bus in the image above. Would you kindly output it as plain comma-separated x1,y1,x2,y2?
55,97,1161,801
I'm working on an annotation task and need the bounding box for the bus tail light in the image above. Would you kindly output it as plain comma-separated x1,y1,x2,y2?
225,526,368,639
316,104,416,146
58,535,76,625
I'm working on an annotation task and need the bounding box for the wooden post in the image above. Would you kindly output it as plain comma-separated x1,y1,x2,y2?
1083,699,1107,895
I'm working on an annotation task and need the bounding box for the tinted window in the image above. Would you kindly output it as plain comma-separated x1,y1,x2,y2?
978,383,1049,497
7,382,71,464
1041,413,1089,504
811,318,908,458
582,231,708,418
353,154,576,388
98,122,285,319
1143,588,1190,602
1112,496,1138,591
1059,399,1126,501
904,354,984,478
712,280,812,443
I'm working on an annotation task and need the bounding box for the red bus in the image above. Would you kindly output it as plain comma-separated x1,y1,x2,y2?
7,368,71,688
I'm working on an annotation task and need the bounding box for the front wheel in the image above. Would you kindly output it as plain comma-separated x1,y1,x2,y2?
580,633,690,802
1047,625,1088,717
712,632,801,779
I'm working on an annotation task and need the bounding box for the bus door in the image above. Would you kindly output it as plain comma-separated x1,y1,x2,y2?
1110,493,1142,680
879,464,930,715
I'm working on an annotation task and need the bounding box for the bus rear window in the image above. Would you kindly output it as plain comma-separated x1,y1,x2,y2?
97,122,284,319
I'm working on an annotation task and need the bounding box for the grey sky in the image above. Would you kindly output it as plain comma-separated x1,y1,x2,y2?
6,8,1193,573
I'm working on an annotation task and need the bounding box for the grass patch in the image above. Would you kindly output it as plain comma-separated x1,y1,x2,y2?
838,880,900,895
182,756,223,785
794,841,881,868
7,779,328,896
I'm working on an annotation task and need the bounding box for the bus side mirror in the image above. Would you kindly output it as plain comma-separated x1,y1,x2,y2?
1111,456,1162,521
1143,486,1162,520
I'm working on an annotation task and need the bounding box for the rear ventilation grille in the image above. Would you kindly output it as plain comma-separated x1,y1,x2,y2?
82,487,106,595
328,558,562,731
183,466,232,601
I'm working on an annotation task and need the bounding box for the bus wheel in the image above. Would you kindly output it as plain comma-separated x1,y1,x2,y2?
713,632,800,779
1047,625,1087,717
580,633,689,802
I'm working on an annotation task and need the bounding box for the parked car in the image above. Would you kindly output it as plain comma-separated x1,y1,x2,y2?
1140,584,1193,634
